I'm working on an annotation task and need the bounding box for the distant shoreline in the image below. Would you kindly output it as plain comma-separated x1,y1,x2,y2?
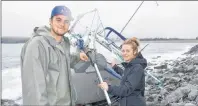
1,37,29,44
1,37,198,44
140,39,198,43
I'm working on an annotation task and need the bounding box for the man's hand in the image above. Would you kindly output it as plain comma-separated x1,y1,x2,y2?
80,52,88,61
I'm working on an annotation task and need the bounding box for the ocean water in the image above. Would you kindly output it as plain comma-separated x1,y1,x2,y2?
1,42,197,104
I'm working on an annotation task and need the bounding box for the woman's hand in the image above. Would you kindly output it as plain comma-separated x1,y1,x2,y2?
111,58,116,67
98,82,109,91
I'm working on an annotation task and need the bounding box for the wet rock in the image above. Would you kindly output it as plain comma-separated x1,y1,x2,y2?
147,96,155,102
184,103,196,106
146,77,156,85
173,73,184,78
195,96,198,104
186,65,196,72
165,84,177,92
147,102,161,106
147,62,157,66
154,95,163,103
154,64,167,69
152,56,161,59
163,76,181,87
173,66,185,73
145,67,153,71
160,88,169,96
169,77,181,83
182,76,191,82
146,102,156,106
174,61,180,67
162,85,191,105
187,88,198,101
184,44,198,55
169,103,185,106
1,99,19,106
195,66,198,74
145,48,198,105
190,78,198,85
193,56,198,65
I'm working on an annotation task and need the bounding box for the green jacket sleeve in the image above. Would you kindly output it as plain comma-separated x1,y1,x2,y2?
21,41,49,105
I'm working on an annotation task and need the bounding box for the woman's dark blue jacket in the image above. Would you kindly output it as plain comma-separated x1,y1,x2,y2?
108,53,147,106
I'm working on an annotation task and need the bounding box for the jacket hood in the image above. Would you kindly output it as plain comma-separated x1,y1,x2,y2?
33,26,51,37
32,26,65,47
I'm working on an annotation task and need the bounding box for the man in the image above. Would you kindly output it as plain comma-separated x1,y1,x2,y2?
20,5,88,105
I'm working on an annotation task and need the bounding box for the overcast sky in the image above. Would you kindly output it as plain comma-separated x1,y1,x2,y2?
2,1,198,38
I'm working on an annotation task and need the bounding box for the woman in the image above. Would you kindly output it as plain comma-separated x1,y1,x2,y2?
98,37,147,106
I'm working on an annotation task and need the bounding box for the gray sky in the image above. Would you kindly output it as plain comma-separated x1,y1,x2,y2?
2,1,198,38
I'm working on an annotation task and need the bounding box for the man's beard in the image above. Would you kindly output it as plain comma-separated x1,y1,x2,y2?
52,27,66,36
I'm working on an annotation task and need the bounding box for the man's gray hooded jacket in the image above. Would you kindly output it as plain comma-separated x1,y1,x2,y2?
21,26,80,105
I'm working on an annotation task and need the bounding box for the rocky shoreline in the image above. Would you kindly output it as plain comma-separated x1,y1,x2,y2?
145,44,198,106
2,44,198,106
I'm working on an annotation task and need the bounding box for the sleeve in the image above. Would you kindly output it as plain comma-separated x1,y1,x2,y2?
21,42,49,105
64,36,80,68
70,50,80,68
108,65,144,97
112,64,124,76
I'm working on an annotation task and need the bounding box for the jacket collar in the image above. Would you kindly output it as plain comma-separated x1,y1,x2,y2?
35,26,67,54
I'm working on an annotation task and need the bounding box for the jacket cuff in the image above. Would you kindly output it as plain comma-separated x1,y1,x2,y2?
108,85,113,93
112,64,118,70
77,52,80,60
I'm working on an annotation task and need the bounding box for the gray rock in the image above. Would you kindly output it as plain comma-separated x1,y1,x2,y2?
195,96,198,104
160,88,169,96
169,103,185,106
144,91,150,97
186,65,196,72
160,100,168,106
154,64,167,69
147,96,155,102
195,66,198,74
181,58,187,61
193,56,198,65
168,60,175,66
182,76,191,82
146,77,156,85
184,44,198,55
169,77,181,83
145,67,153,71
189,78,198,85
184,58,194,66
146,102,161,106
147,62,156,66
152,56,161,59
173,66,185,73
1,99,19,106
152,95,163,103
178,73,184,77
187,89,198,101
165,84,177,91
184,103,196,106
174,61,180,67
146,102,156,106
163,85,191,104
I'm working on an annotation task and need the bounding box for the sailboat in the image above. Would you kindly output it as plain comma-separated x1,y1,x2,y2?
67,1,162,106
